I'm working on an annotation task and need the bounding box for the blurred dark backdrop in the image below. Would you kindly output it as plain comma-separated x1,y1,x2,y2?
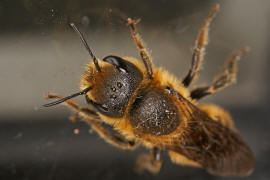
0,0,270,179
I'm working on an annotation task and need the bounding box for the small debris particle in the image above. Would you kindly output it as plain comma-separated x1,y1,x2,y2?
73,129,80,135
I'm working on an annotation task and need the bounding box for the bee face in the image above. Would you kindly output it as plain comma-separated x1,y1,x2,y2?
85,56,143,118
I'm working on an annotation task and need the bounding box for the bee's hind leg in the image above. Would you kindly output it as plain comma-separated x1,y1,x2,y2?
190,48,248,100
168,151,201,168
197,104,236,131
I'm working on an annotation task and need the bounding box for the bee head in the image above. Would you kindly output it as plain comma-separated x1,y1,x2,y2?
43,23,143,118
82,56,143,118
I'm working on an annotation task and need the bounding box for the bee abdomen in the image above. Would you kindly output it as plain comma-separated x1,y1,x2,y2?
130,88,180,135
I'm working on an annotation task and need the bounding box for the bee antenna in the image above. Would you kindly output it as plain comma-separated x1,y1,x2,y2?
42,86,92,107
70,23,101,72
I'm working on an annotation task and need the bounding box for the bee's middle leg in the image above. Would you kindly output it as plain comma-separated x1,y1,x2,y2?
182,5,220,87
135,147,162,174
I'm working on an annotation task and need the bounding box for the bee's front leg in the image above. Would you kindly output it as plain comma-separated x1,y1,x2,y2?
45,93,137,150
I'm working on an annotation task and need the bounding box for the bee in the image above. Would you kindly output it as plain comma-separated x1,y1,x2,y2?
43,4,254,177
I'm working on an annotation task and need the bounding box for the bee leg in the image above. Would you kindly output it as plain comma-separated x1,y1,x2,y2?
127,18,153,79
45,93,137,150
190,47,249,100
69,114,138,150
135,147,162,174
84,120,138,150
182,5,220,87
45,93,100,121
168,151,201,168
197,104,236,130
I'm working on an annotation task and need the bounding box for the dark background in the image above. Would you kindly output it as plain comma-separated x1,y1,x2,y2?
0,0,269,179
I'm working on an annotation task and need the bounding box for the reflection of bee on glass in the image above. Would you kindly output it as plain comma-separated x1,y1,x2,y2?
43,4,254,177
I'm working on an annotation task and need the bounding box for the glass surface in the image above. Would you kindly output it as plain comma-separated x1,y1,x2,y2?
0,0,269,179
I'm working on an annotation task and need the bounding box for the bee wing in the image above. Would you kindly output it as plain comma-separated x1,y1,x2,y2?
166,96,254,176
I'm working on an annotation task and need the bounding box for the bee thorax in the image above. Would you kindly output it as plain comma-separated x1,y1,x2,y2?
130,88,180,135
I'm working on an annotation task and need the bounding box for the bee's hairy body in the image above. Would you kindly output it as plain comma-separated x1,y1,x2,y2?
81,58,189,141
80,58,253,176
45,4,254,177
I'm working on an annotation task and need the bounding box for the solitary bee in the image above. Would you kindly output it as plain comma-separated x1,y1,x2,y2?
43,4,254,176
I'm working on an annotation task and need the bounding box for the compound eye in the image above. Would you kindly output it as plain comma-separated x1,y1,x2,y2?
103,56,128,73
165,86,174,95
